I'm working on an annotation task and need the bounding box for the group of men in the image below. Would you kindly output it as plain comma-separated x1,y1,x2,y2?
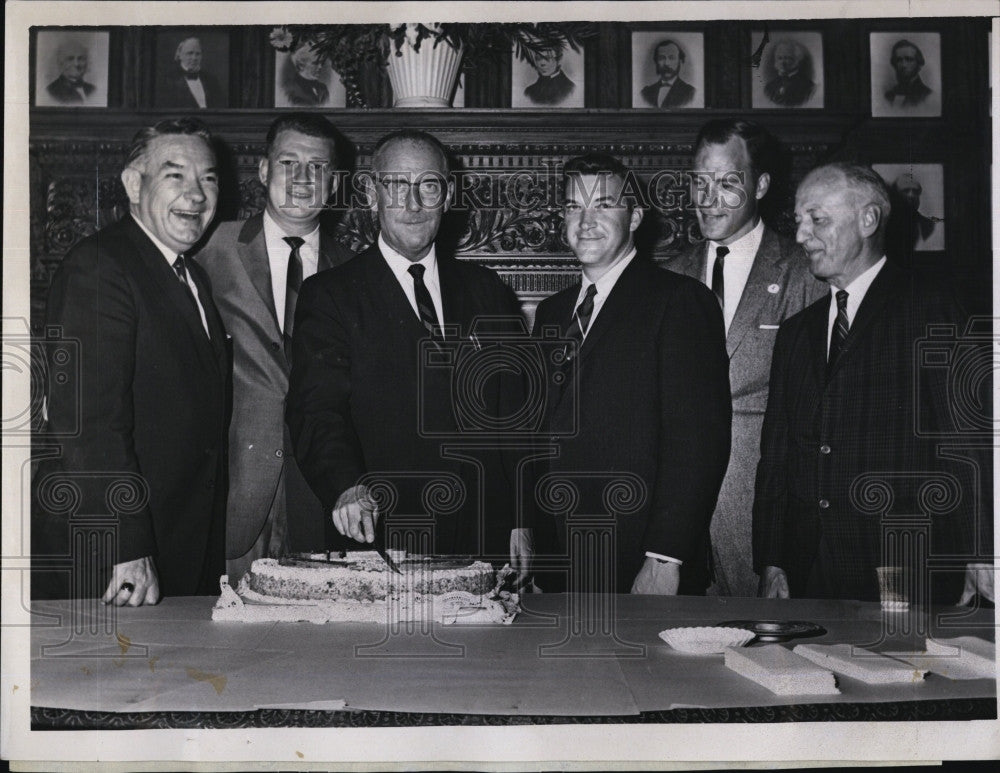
34,112,991,608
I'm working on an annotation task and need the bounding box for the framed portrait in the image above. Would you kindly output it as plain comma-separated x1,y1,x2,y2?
33,29,109,107
751,30,824,109
152,29,230,109
511,43,584,108
274,44,346,108
870,32,942,117
873,163,945,251
630,31,704,109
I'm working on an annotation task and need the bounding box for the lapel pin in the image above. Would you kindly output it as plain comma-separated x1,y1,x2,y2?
767,283,780,294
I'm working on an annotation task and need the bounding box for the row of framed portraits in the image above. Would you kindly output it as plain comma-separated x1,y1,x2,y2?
35,27,943,116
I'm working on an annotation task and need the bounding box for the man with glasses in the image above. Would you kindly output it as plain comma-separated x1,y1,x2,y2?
287,130,529,567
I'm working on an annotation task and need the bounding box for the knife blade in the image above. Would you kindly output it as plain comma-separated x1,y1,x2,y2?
374,503,402,574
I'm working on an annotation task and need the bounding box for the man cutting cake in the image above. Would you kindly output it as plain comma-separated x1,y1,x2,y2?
287,130,531,576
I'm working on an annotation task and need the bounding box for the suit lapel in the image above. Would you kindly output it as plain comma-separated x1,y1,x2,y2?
236,215,280,333
437,256,468,337
825,261,899,383
123,217,220,376
578,257,643,361
317,226,336,272
365,245,429,338
726,229,782,357
806,294,832,386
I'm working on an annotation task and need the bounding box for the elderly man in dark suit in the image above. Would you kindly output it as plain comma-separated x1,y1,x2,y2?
197,114,353,583
754,162,992,604
670,120,825,597
763,39,815,107
640,39,696,108
532,153,731,595
884,39,933,108
155,36,225,109
35,118,228,605
287,130,528,567
523,47,576,105
45,38,96,103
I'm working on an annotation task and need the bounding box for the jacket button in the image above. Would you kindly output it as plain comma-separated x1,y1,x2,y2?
275,449,283,458
206,479,215,489
271,341,281,351
820,444,831,455
819,499,830,509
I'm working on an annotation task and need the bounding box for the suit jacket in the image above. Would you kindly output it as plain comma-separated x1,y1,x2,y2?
531,256,732,593
669,230,825,595
640,78,695,108
885,76,933,107
524,70,576,105
753,262,981,602
155,67,225,109
764,71,815,106
45,75,96,103
34,215,228,598
286,244,525,558
281,70,330,106
196,214,354,558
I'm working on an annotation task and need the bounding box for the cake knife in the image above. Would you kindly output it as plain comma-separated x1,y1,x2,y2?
375,504,403,574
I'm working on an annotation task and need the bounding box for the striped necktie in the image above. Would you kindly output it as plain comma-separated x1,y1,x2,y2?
565,283,597,361
827,289,850,378
407,263,440,339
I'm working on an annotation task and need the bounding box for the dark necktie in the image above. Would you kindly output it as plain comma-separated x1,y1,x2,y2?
407,263,440,338
711,245,729,308
172,255,207,336
283,236,304,338
565,283,598,360
827,289,850,377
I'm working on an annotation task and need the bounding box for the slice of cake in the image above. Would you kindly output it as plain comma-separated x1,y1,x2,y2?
792,643,926,684
724,644,840,696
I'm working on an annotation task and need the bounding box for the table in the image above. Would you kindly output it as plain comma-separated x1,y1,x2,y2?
28,594,996,728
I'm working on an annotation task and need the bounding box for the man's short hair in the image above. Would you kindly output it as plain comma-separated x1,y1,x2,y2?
125,117,213,170
652,39,686,64
694,119,779,182
773,39,804,64
892,173,922,194
807,162,892,226
890,39,925,67
265,113,340,165
563,153,637,209
175,36,201,59
371,129,450,174
56,39,87,64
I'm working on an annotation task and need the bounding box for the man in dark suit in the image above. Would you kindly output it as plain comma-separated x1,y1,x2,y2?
155,36,225,109
763,39,815,107
884,40,933,108
670,120,825,597
532,153,731,594
287,130,528,567
280,44,330,107
197,114,353,583
35,118,228,605
524,47,576,105
754,162,991,604
45,39,96,103
640,39,695,108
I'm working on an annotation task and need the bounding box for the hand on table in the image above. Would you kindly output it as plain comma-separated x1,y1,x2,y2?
630,557,680,595
758,565,790,599
101,556,160,606
959,563,995,605
332,484,379,543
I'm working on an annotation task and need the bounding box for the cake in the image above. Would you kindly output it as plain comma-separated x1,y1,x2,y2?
212,551,520,625
724,644,841,696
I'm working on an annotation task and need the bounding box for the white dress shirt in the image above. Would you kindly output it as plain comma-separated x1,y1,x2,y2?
656,77,678,106
379,234,445,335
704,218,764,333
574,248,636,337
132,215,209,336
826,256,887,354
263,211,321,333
185,76,207,108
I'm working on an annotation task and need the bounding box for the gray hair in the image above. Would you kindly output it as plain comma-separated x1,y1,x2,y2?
125,117,213,171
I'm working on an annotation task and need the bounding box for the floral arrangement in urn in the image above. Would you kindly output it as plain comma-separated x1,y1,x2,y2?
269,22,594,107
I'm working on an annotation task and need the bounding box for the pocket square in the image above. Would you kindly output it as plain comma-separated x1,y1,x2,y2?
759,324,780,330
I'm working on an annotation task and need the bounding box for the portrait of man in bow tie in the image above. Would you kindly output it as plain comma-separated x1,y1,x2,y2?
34,29,109,107
275,42,346,108
870,32,941,117
154,33,228,109
752,32,824,109
631,31,704,110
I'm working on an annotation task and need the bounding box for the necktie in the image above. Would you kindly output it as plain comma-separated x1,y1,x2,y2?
827,289,850,377
172,255,206,334
282,236,304,363
565,283,598,360
407,263,440,338
711,245,729,308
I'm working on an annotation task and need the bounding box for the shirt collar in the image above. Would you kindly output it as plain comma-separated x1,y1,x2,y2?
707,218,764,263
132,214,183,265
582,247,636,297
379,233,437,277
836,255,887,302
262,209,320,253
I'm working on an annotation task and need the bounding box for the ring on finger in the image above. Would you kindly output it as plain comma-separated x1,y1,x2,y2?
120,581,135,594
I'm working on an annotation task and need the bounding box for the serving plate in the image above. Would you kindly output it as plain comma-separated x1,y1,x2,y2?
717,619,827,643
